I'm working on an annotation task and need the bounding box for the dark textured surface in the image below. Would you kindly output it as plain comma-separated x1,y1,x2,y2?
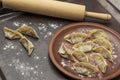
0,0,119,80
108,0,120,12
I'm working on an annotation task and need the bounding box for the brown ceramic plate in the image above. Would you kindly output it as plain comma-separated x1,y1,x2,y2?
49,22,120,80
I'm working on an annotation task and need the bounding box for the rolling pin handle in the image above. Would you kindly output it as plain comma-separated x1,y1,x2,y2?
85,11,111,20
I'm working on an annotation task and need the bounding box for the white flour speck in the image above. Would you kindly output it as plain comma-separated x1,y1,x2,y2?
61,61,66,67
13,22,20,27
33,54,40,60
21,72,25,75
11,46,15,49
70,67,74,70
3,41,17,50
47,32,52,36
44,35,47,38
8,64,12,67
40,71,43,74
49,23,59,29
98,73,102,79
33,71,37,74
114,62,116,64
78,74,84,78
68,60,71,62
31,67,34,70
34,56,39,60
16,52,21,55
22,24,27,26
35,66,38,68
88,75,92,77
115,44,118,47
20,49,23,51
38,23,62,39
43,57,47,59
10,58,39,78
112,51,115,54
29,22,32,25
3,47,7,50
113,55,118,59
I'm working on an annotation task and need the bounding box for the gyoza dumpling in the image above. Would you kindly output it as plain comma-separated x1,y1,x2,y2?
93,46,113,62
4,27,23,39
73,62,99,76
73,41,94,52
92,53,107,73
19,36,34,56
58,43,75,61
17,25,39,39
64,33,87,44
89,29,109,40
73,50,89,62
93,38,112,52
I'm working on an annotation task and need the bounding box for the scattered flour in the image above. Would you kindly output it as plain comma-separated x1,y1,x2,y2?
38,23,62,39
13,21,63,39
13,22,20,27
4,21,63,80
33,54,40,60
112,55,118,59
112,66,115,69
43,57,47,59
3,41,17,51
8,58,41,80
61,61,66,67
61,59,67,67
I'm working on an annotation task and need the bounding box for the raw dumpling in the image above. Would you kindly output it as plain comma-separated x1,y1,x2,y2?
92,53,107,73
4,27,23,39
19,36,34,56
58,43,75,61
17,25,39,39
93,46,113,62
73,62,99,76
89,29,109,40
93,38,112,52
64,33,87,44
73,41,94,52
73,50,89,62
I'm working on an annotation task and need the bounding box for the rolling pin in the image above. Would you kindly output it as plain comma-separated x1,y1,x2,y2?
1,0,111,21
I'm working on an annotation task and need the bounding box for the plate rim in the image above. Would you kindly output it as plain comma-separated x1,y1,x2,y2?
49,22,120,80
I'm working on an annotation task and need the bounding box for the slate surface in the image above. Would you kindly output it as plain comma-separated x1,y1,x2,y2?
108,0,120,12
0,0,120,80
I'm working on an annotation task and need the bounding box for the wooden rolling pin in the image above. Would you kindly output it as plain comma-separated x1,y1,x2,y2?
2,0,111,21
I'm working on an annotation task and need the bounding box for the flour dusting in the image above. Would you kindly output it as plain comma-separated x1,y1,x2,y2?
3,41,17,51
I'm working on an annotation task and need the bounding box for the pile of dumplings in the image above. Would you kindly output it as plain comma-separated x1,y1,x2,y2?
58,29,114,77
3,25,39,56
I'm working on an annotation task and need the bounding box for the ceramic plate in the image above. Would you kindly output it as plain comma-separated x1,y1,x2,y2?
49,22,120,80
